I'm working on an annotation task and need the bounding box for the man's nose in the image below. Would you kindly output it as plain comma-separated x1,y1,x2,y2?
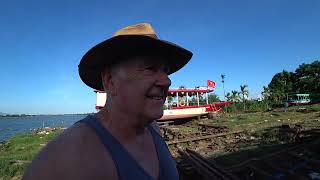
156,71,171,87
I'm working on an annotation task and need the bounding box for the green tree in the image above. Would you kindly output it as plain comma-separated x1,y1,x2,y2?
208,93,220,103
261,86,271,100
294,60,320,93
240,85,249,110
225,92,232,101
268,70,296,102
261,86,271,109
266,60,320,103
231,90,239,102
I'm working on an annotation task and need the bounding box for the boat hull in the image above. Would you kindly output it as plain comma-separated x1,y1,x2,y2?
158,107,208,121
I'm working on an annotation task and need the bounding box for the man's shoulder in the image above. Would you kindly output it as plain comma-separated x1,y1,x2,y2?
23,121,117,180
53,121,96,148
40,121,97,155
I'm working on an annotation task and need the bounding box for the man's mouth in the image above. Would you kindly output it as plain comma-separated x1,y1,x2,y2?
146,89,168,102
146,91,167,101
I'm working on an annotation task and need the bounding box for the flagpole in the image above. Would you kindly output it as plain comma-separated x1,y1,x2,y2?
206,85,209,104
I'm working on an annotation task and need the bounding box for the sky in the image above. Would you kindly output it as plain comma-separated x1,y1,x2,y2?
0,0,319,114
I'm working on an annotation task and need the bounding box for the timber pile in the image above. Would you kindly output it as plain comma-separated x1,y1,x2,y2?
178,148,239,180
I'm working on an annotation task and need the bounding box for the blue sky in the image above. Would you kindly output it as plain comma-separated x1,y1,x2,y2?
0,0,319,114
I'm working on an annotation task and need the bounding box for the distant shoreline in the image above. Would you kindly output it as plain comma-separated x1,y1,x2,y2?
0,114,35,117
0,113,94,118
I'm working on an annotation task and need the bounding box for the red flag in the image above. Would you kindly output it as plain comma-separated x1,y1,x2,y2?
207,80,215,88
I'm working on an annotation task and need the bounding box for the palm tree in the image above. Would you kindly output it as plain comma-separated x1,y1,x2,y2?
261,86,270,109
231,90,239,102
240,85,249,110
179,85,186,89
221,74,226,101
261,86,270,100
225,92,232,101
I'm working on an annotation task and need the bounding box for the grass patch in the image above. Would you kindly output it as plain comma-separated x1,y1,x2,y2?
0,131,60,179
208,104,320,131
205,104,320,168
177,126,199,135
308,104,320,112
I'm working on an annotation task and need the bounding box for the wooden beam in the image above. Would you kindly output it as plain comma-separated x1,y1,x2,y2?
167,130,243,145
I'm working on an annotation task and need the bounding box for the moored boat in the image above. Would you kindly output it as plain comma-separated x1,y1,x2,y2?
95,86,232,121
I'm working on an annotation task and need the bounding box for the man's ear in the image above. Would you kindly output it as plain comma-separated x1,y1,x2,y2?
101,69,117,96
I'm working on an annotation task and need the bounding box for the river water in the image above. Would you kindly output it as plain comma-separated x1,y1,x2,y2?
0,114,88,142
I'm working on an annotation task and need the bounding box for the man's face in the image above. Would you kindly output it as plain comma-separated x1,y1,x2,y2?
107,56,171,120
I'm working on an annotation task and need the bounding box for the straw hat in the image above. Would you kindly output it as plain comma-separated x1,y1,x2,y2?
78,23,192,91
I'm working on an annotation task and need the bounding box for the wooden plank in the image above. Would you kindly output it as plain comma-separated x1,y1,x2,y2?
178,149,218,180
167,130,243,145
186,148,239,180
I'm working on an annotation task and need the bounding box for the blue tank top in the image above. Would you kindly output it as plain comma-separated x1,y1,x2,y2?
78,115,179,180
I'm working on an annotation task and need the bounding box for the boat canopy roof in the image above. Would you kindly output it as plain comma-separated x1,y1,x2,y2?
95,88,213,94
168,88,213,97
169,88,213,93
288,93,310,97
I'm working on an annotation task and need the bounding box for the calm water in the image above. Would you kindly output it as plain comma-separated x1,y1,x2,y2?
0,114,88,142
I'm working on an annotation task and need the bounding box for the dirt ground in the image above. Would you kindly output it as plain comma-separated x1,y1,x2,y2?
161,104,320,179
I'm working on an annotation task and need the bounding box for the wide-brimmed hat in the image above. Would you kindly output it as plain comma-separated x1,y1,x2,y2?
78,23,193,91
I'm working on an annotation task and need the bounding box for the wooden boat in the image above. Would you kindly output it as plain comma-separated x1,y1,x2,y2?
94,87,232,121
159,87,231,121
160,107,207,120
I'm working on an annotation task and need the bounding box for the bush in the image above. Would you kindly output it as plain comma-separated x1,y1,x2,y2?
271,103,285,108
222,101,272,113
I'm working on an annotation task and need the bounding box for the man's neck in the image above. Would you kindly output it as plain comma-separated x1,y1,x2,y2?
95,107,151,143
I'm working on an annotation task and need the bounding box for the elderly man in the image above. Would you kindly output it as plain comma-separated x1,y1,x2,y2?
23,23,192,180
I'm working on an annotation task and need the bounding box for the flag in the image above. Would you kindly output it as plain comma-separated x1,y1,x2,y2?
207,80,215,88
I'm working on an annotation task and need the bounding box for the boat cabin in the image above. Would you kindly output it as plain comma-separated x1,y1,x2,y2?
287,93,311,105
94,87,232,121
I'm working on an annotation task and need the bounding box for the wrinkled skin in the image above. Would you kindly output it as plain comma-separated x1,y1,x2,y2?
103,56,171,125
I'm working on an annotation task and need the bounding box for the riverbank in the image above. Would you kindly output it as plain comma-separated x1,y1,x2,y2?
0,128,62,179
0,114,87,142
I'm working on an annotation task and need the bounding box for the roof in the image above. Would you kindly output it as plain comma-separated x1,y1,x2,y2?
95,88,214,94
168,88,213,93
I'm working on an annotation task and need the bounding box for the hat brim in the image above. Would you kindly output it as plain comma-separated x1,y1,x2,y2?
78,35,193,91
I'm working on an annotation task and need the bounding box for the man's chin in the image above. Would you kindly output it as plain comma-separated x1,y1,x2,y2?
145,111,164,121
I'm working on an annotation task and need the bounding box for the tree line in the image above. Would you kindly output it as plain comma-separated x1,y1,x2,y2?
262,60,320,103
221,60,319,112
